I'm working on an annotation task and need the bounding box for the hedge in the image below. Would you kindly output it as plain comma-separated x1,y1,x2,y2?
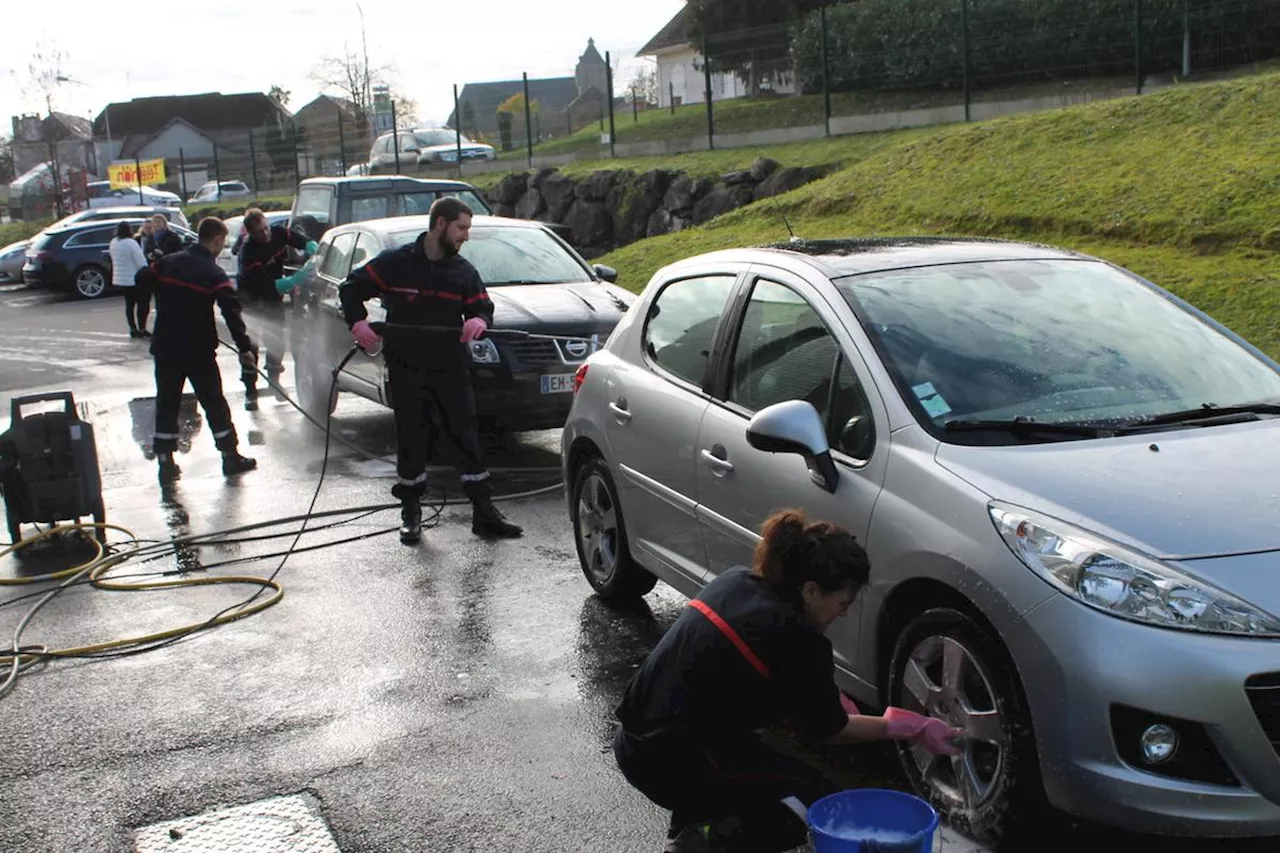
790,0,1280,93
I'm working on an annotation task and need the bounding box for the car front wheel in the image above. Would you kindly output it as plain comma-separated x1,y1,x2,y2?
887,606,1044,845
72,265,108,299
293,334,338,425
570,455,656,603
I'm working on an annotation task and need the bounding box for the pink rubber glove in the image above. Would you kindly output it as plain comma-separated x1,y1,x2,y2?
460,316,488,342
884,707,965,756
840,693,861,715
351,319,381,350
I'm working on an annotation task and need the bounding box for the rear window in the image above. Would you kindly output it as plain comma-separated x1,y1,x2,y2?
387,224,591,285
401,190,491,216
64,226,118,248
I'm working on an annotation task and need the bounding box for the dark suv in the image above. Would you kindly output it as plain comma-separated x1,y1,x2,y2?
287,176,572,249
22,218,197,299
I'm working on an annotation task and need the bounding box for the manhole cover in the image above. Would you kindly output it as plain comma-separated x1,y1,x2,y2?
134,792,341,853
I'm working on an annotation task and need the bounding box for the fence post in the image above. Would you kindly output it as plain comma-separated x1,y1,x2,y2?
179,148,187,200
135,156,144,204
249,129,259,192
291,121,301,185
392,101,401,174
820,5,832,136
1182,0,1191,76
213,144,222,199
1135,0,1144,93
605,51,617,159
453,84,464,180
632,89,638,122
337,108,347,175
702,34,715,150
961,0,972,121
523,72,535,168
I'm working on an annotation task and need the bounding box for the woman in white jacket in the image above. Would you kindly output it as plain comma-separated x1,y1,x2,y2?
108,220,151,338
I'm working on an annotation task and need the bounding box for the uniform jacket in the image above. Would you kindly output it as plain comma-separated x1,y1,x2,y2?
235,223,309,303
144,245,253,360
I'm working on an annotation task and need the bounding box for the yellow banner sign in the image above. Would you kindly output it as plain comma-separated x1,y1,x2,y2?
108,158,167,189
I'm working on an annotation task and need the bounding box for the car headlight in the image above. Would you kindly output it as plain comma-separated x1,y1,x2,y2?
468,338,500,364
990,502,1280,637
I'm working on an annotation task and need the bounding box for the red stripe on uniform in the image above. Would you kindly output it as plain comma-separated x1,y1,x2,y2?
154,273,231,294
463,291,489,305
688,599,772,678
366,264,390,291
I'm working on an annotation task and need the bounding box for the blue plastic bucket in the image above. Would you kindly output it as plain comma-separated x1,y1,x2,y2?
807,789,939,853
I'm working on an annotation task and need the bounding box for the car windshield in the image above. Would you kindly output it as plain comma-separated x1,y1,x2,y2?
413,130,458,147
836,259,1280,433
388,225,592,285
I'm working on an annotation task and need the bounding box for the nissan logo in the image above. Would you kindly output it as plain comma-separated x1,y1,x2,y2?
564,340,589,358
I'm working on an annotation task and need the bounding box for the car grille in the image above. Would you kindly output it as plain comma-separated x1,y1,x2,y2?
502,339,591,366
1245,673,1280,756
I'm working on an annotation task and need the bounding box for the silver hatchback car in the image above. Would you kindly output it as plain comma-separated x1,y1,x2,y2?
561,238,1280,843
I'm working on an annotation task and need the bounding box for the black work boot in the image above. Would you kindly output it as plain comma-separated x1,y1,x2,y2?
244,385,258,411
157,455,181,484
400,501,423,544
471,498,523,539
221,452,257,476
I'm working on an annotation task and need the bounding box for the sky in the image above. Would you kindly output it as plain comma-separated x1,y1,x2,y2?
2,0,685,131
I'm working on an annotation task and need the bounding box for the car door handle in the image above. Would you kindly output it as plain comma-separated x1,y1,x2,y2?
700,449,734,473
608,401,632,422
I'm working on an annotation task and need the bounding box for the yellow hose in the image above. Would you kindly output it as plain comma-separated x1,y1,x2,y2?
0,521,283,667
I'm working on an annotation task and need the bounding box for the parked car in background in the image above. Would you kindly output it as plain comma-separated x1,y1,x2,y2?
51,205,190,230
562,237,1280,844
369,127,496,173
291,214,630,432
288,175,574,250
0,240,29,284
346,163,373,177
188,180,253,204
23,217,197,299
85,180,182,209
219,210,293,279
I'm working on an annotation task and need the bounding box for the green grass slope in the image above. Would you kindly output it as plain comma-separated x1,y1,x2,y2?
599,73,1280,358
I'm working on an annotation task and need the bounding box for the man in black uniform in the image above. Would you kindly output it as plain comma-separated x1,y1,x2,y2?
234,208,317,410
145,217,259,485
339,197,522,544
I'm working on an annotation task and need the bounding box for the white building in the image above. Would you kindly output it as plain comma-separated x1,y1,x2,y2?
637,4,796,108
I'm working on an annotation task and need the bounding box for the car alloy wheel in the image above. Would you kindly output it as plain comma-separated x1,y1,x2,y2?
74,265,107,299
570,456,656,602
888,607,1043,844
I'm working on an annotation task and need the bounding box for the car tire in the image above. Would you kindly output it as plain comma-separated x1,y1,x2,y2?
886,606,1045,845
570,455,656,602
293,335,338,425
72,264,109,299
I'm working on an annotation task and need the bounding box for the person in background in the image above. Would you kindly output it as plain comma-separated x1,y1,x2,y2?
109,221,150,338
136,219,154,251
613,509,964,853
146,213,183,262
233,208,316,410
140,217,258,485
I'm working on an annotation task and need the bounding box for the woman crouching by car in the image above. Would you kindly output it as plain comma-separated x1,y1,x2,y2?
613,509,963,853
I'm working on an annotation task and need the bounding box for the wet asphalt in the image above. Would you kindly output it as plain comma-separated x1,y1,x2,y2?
0,283,1276,853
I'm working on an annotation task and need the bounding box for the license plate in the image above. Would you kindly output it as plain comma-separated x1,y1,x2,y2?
540,373,574,394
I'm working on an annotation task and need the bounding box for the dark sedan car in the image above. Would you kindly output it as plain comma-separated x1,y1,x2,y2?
291,214,633,433
22,218,197,299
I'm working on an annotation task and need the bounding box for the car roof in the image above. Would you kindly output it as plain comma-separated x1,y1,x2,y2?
47,217,189,235
322,214,545,240
657,237,1094,279
297,176,477,192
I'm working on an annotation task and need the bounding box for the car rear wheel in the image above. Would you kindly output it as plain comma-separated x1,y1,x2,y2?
887,607,1044,845
72,265,108,299
570,456,656,602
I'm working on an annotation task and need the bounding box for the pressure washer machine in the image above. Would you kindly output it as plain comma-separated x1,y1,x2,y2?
0,392,106,545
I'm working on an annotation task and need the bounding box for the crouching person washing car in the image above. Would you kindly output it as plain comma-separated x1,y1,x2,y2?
339,197,522,544
614,509,963,853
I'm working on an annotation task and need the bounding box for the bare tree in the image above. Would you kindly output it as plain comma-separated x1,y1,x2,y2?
628,67,659,105
11,40,69,113
268,84,291,108
309,47,389,128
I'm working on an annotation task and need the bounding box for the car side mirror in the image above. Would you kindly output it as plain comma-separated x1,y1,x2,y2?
745,400,840,493
593,264,618,283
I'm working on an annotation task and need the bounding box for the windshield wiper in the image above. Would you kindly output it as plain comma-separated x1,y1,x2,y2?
943,418,1110,438
1116,402,1280,430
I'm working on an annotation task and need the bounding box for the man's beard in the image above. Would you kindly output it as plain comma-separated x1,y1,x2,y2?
439,234,460,257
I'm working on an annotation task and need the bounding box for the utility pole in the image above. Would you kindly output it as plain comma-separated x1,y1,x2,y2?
357,2,373,143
